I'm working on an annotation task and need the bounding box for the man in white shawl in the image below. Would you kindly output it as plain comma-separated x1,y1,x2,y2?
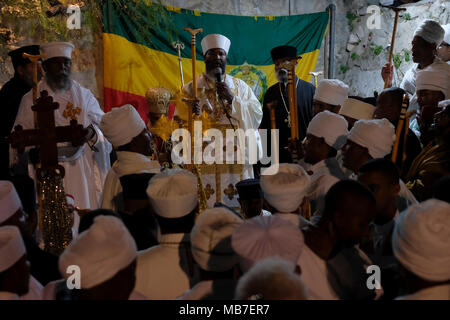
437,24,450,62
381,20,450,137
100,104,160,211
11,42,111,210
393,199,450,300
181,34,263,209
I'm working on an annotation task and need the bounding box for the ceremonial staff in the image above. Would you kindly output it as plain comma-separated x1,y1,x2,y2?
266,101,279,165
383,6,406,89
309,71,323,88
183,27,208,213
392,94,408,164
173,41,185,87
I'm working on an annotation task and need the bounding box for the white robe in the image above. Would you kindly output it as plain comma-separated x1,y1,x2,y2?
182,73,263,208
297,244,339,300
395,284,450,300
101,151,161,211
11,79,112,210
134,233,200,300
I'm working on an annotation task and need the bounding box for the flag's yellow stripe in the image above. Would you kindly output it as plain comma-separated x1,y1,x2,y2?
104,33,320,98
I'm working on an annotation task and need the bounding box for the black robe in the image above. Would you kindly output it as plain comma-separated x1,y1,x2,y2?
0,75,32,178
260,78,315,163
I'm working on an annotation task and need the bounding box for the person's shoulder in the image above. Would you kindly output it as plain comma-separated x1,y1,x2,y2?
298,79,315,91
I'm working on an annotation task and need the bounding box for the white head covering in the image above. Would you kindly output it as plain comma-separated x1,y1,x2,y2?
100,104,146,147
40,42,74,61
231,215,304,273
443,24,450,44
416,69,449,99
146,168,198,218
438,99,450,108
339,98,375,121
313,79,349,107
260,163,310,213
0,225,26,272
413,20,445,46
348,119,396,159
392,199,450,282
201,34,231,55
191,207,243,272
307,110,348,150
59,216,137,289
0,181,22,224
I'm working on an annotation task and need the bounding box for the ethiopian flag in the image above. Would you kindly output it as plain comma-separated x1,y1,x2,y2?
103,1,329,121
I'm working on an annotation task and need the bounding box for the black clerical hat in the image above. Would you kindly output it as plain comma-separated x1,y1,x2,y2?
270,45,299,62
120,173,156,200
8,45,40,70
235,179,263,200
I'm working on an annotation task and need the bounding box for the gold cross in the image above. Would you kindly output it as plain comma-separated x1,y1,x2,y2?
204,184,215,200
223,183,238,201
63,102,81,120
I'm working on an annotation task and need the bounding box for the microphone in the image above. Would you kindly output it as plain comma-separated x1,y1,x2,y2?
215,71,222,83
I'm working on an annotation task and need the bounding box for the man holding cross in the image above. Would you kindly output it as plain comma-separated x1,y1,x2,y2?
11,42,111,210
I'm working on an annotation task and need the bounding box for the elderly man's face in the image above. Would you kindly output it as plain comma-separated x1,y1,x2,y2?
374,92,402,124
274,58,298,84
417,89,445,128
43,57,71,90
432,105,450,137
412,36,436,64
204,48,227,79
341,140,371,173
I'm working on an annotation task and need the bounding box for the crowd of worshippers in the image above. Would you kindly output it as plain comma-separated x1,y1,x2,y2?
0,19,450,300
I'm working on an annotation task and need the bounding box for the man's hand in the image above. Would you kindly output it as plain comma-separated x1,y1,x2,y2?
84,126,95,142
189,98,201,116
381,63,393,87
216,82,234,105
266,101,278,111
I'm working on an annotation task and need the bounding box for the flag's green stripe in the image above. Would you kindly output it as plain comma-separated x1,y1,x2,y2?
103,0,328,66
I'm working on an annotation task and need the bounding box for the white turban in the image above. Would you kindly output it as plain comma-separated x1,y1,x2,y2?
307,110,348,150
416,69,449,99
313,79,349,107
99,104,146,147
201,34,231,55
443,24,450,44
339,98,375,121
231,215,304,273
0,181,22,224
414,20,445,46
59,216,137,289
392,199,450,282
438,99,450,108
146,168,198,218
40,42,74,61
348,119,395,159
191,207,243,272
0,226,26,273
260,163,310,213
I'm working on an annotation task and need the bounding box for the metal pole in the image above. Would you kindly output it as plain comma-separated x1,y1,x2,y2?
327,4,336,79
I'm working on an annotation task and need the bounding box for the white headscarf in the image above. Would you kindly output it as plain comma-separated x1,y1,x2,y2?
339,98,375,121
0,181,22,224
146,168,198,218
307,110,348,150
59,216,137,289
40,42,74,61
392,199,450,282
260,163,310,213
313,79,349,106
347,119,396,159
99,104,146,148
191,207,242,272
416,69,449,99
201,34,231,55
231,215,304,273
0,226,26,273
413,20,445,46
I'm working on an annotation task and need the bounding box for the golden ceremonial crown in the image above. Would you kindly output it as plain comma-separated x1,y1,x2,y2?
145,87,173,114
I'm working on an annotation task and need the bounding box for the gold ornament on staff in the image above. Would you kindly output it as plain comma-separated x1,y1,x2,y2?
282,58,301,140
383,6,407,89
309,71,323,88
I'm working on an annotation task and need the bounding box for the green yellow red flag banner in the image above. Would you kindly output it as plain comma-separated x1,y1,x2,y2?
103,0,329,121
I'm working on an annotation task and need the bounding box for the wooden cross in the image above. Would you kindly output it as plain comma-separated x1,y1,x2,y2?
223,183,238,201
10,90,87,176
